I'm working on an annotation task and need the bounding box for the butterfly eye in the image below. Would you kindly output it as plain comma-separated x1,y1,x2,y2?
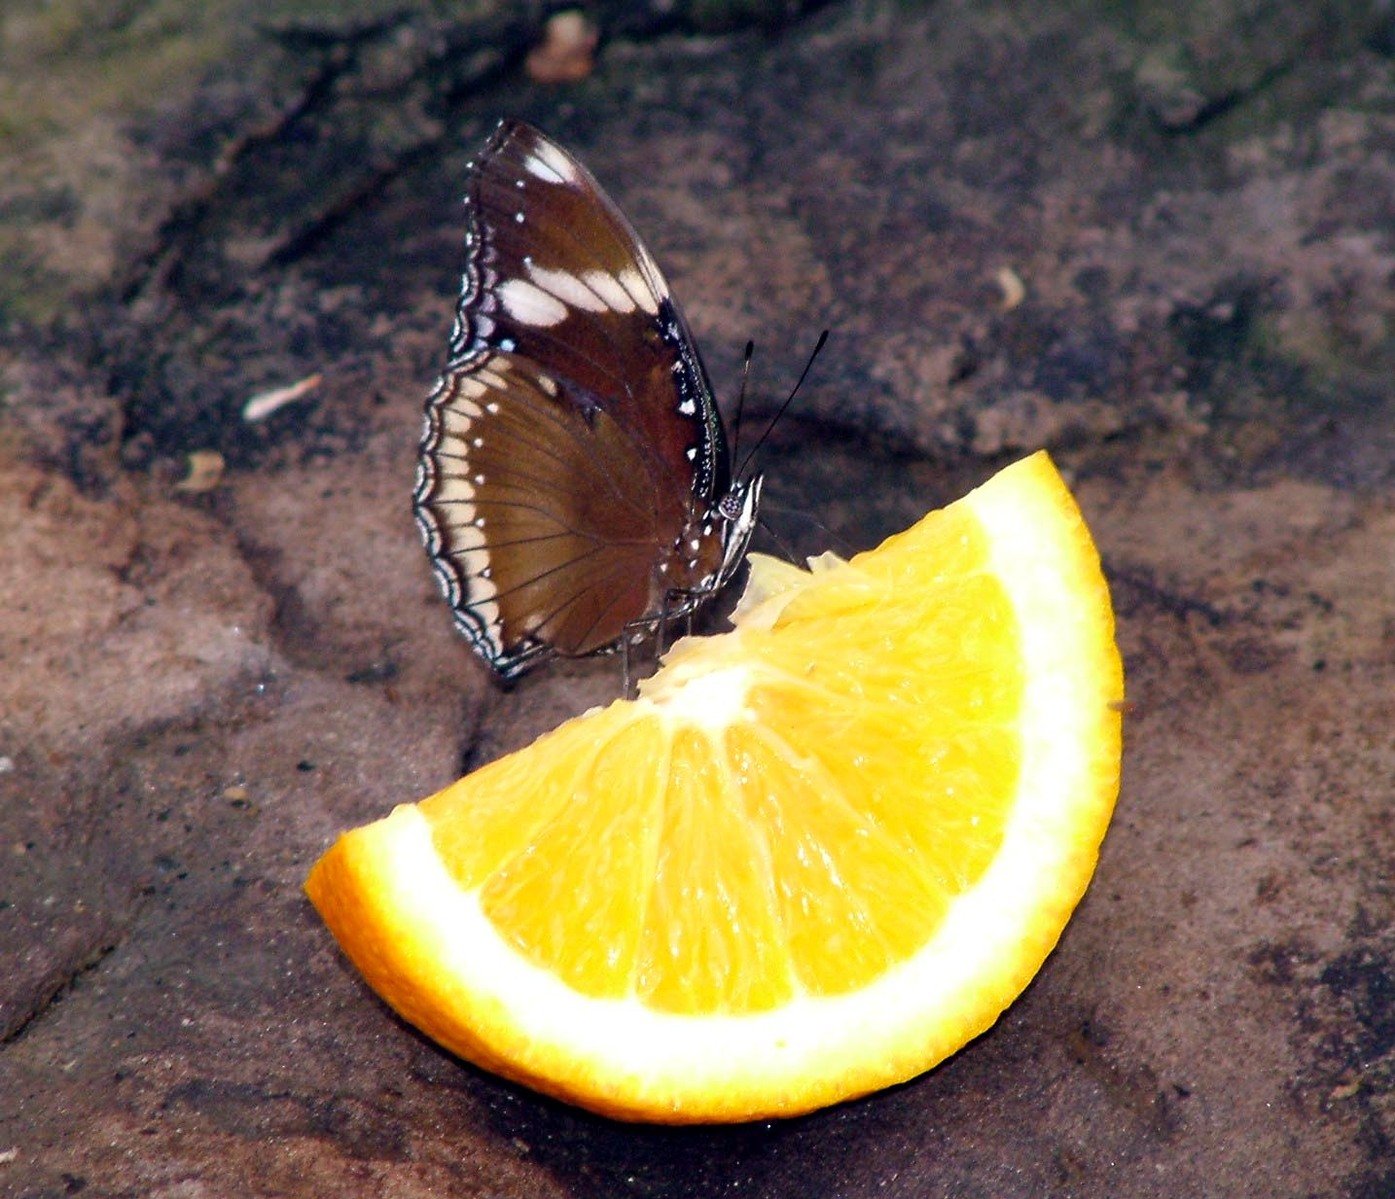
717,490,747,522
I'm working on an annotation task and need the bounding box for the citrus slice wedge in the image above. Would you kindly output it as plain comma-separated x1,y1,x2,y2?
306,451,1123,1122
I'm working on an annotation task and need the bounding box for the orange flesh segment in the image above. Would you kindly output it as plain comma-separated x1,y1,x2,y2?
418,502,1023,1014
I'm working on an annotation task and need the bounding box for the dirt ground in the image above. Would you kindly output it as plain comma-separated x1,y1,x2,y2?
3,3,1394,1197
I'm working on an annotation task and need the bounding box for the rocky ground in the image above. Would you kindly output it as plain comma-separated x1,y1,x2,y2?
2,2,1394,1196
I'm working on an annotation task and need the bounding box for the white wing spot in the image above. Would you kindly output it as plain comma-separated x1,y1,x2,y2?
617,267,658,315
523,140,580,184
434,474,475,505
462,549,499,614
581,270,636,313
442,407,479,436
474,366,507,389
677,397,696,415
527,261,607,313
498,278,568,327
436,431,467,458
685,446,698,460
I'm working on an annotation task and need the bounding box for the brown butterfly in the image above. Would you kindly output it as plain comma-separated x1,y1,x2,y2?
413,121,761,681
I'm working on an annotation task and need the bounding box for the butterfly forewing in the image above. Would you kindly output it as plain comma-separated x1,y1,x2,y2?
415,121,751,680
470,124,729,499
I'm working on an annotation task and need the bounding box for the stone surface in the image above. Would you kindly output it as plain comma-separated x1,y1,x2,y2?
3,1,1395,1197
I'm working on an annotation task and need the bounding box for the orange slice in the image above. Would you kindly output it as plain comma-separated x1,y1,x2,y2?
306,451,1123,1122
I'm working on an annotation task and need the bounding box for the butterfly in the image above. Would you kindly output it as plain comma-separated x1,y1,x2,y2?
413,120,762,681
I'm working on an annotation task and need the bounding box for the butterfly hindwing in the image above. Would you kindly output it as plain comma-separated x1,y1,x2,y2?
417,350,677,677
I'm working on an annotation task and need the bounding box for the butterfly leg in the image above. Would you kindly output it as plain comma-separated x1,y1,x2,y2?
656,589,674,659
618,588,701,699
620,631,637,700
619,619,658,699
663,589,698,648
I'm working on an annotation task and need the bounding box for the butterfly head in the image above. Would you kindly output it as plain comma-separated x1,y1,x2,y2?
715,474,762,591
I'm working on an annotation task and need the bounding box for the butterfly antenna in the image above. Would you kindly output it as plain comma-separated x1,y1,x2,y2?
754,511,801,565
729,339,756,468
759,499,854,559
737,329,828,480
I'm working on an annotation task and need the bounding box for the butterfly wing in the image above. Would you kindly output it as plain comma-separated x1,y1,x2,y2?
415,121,733,679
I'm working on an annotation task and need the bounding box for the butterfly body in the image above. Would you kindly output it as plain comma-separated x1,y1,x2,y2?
414,121,760,681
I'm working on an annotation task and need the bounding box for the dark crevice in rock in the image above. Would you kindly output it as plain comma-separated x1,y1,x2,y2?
456,719,489,778
1062,1015,1185,1142
1154,55,1297,135
259,14,538,271
95,2,844,473
112,1,834,305
2,929,127,1046
161,1077,410,1158
1106,562,1231,629
116,21,399,309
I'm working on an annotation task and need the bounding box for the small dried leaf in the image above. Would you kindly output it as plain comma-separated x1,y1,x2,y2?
996,266,1026,312
174,450,225,493
526,11,599,84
